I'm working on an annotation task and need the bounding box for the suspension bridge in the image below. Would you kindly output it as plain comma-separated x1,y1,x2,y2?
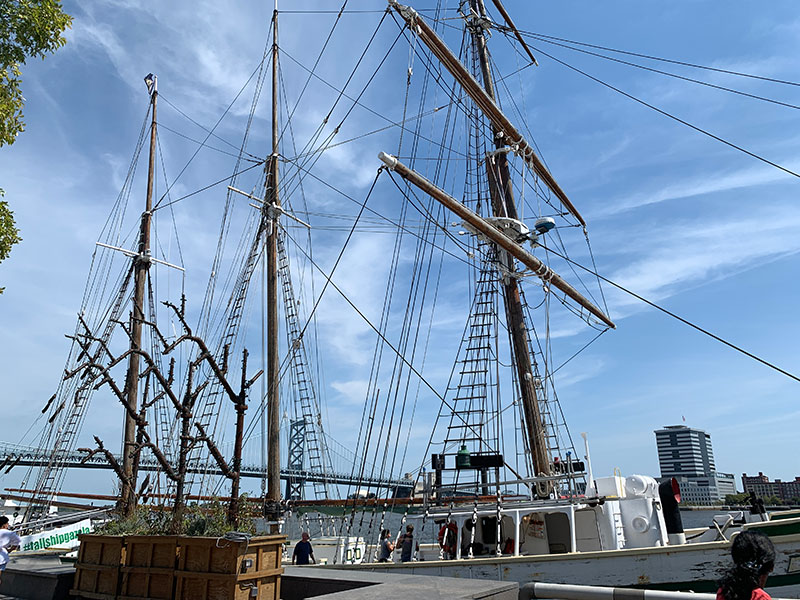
0,441,413,492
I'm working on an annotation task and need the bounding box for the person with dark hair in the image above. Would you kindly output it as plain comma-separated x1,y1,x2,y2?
717,530,776,600
0,516,22,585
378,529,394,562
397,523,417,562
292,532,315,565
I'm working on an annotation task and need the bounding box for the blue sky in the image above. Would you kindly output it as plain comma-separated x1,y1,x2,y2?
1,1,799,500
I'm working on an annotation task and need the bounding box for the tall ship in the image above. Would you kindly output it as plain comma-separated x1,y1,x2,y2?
2,0,799,595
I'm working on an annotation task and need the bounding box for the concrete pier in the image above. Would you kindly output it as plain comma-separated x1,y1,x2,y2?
0,562,517,600
282,566,518,599
0,563,74,600
13,563,796,600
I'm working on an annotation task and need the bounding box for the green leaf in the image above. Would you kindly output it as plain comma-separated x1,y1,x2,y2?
0,1,72,279
0,193,22,262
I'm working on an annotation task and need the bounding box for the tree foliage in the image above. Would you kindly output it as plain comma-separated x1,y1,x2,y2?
0,190,21,293
0,0,72,289
724,493,751,506
0,190,20,260
1,0,73,146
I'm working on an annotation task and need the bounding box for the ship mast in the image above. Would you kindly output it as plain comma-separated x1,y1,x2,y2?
467,0,551,483
121,73,158,515
386,0,614,486
266,2,282,526
469,0,550,481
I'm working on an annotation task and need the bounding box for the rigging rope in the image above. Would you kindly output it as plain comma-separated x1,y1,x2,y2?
520,40,800,180
152,161,266,212
158,96,263,161
152,53,272,211
156,123,263,162
279,48,470,161
539,244,800,384
281,212,503,456
510,30,800,112
512,29,800,88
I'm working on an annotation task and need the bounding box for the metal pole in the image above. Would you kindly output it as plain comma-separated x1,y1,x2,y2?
121,74,157,516
581,432,596,496
519,582,726,600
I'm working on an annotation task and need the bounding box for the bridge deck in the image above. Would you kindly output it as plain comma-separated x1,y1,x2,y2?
0,442,412,491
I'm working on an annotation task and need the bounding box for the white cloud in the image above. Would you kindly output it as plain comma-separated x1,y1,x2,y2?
71,21,134,84
552,356,607,389
607,207,800,312
600,163,794,216
330,379,370,405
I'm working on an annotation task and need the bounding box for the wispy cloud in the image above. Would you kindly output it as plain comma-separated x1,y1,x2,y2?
607,207,800,312
552,355,607,389
600,162,795,216
330,379,371,406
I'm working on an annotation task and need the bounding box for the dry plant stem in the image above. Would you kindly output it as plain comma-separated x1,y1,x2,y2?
78,436,133,498
68,304,261,531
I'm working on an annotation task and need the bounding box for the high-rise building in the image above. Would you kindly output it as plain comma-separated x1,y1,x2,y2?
653,425,736,504
654,425,715,478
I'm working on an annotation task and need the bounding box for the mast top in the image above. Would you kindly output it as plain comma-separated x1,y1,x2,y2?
389,1,587,228
144,73,157,96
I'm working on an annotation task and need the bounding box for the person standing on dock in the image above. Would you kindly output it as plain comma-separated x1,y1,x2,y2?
0,516,21,585
717,530,775,600
378,529,394,562
292,532,315,565
397,524,417,562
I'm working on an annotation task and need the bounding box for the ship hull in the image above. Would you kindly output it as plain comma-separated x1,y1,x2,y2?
319,527,800,595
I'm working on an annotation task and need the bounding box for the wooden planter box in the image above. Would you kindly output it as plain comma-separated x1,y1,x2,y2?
175,535,285,600
119,535,179,600
71,534,126,600
72,533,285,600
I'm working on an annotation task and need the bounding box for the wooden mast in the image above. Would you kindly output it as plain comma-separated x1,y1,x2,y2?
377,154,617,493
387,0,615,487
376,154,613,329
466,0,552,483
388,0,585,227
120,74,157,515
266,3,282,526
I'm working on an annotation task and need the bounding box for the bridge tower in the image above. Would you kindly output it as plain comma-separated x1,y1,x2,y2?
285,419,305,500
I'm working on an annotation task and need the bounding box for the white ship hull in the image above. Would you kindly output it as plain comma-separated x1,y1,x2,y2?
319,518,800,595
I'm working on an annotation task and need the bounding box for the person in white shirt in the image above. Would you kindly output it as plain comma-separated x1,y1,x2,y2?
0,516,22,584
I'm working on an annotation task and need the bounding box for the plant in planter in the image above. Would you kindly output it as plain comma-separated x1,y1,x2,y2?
74,501,284,600
69,299,262,531
67,300,286,600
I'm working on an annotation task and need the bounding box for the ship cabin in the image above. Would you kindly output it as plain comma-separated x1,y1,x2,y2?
416,475,673,560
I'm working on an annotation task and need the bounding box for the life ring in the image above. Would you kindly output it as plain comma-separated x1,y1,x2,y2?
438,522,457,555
